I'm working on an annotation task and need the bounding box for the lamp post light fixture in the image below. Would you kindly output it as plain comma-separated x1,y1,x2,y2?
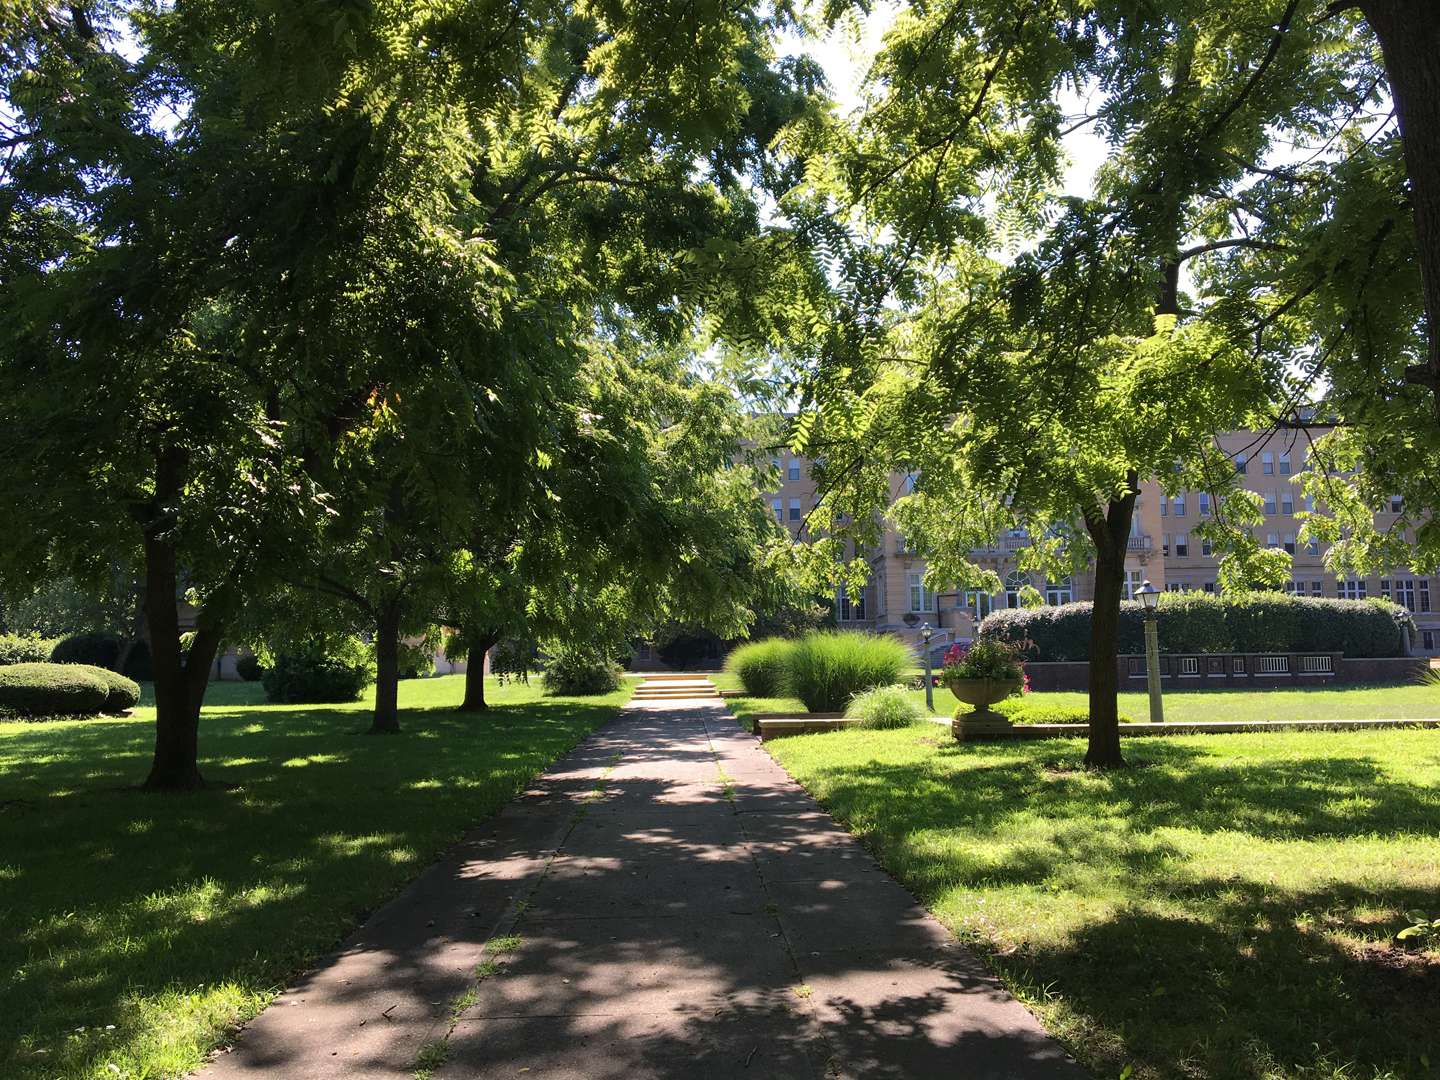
920,622,935,713
1134,579,1165,724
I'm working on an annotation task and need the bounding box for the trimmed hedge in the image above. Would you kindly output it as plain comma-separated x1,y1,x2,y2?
992,700,1137,725
724,638,793,697
67,665,142,712
786,631,913,713
979,593,1405,661
0,662,109,717
0,632,57,666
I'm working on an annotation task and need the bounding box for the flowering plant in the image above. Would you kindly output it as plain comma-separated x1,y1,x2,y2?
941,638,1028,686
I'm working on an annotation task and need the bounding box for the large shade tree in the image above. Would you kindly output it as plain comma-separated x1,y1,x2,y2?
0,0,821,786
784,0,1377,765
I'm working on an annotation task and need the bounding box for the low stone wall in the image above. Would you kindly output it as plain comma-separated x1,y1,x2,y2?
1024,654,1428,693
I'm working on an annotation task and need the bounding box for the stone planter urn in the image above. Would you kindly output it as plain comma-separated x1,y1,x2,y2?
947,676,1022,741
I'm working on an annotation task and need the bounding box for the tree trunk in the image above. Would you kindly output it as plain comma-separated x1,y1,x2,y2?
1360,0,1440,412
371,603,402,734
457,630,498,712
1082,479,1139,769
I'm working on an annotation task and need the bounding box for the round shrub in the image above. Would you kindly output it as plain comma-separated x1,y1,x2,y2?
786,631,913,713
50,630,122,669
0,632,57,666
0,662,109,717
261,638,375,704
48,632,153,680
65,664,141,712
543,645,623,696
844,684,924,729
724,638,793,697
235,653,264,682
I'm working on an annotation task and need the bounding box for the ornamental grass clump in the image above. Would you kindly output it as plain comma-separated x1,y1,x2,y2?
724,638,794,697
786,631,912,713
845,685,925,729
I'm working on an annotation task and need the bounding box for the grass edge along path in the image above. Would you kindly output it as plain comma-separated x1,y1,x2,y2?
0,674,634,1080
764,723,1440,1080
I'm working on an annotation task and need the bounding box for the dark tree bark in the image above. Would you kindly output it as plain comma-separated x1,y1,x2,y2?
457,629,499,712
1352,0,1440,412
1081,476,1139,770
140,450,226,790
370,602,403,734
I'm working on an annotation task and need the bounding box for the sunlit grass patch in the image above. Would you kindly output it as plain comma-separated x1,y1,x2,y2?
769,726,1440,1080
0,674,628,1079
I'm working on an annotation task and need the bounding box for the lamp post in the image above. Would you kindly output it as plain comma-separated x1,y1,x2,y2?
920,622,935,713
1134,579,1164,724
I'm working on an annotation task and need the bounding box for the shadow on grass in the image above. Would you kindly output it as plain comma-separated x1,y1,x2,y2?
0,690,621,1079
788,736,1440,1079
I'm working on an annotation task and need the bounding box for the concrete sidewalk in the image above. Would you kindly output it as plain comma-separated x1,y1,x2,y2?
203,691,1085,1079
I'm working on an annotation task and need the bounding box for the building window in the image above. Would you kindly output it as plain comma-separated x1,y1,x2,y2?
1424,630,1436,651
1283,533,1296,555
1198,492,1211,517
1279,451,1292,475
1311,581,1323,597
965,590,993,620
1002,572,1030,609
1160,497,1167,517
1385,578,1421,613
788,498,801,522
1165,582,1188,593
1163,533,1171,556
1391,495,1404,514
1307,537,1321,556
1281,491,1294,515
1422,581,1431,613
1338,579,1366,600
1201,537,1212,557
1124,570,1143,600
837,584,866,621
1045,578,1074,605
1262,452,1274,475
788,459,801,481
1266,532,1280,548
1283,581,1299,595
771,498,782,522
1172,494,1186,516
1236,454,1247,474
908,573,935,613
1263,491,1278,515
1175,533,1188,557
1304,493,1315,513
1203,582,1216,594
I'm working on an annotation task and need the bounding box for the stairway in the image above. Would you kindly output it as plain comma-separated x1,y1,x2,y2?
630,672,722,701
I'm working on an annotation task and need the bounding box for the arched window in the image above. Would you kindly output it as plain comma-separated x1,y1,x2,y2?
1004,571,1030,609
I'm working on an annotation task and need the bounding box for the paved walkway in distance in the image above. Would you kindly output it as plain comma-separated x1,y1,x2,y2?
204,678,1085,1079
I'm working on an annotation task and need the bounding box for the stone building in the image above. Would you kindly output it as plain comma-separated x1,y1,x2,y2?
765,428,1440,656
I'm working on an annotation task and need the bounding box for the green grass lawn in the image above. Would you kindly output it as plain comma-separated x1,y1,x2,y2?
922,683,1440,723
766,724,1440,1080
0,674,633,1080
